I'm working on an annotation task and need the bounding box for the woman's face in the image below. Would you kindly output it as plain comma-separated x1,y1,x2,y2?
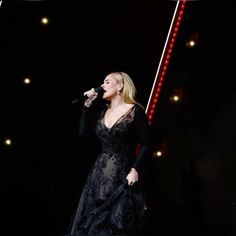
101,74,119,100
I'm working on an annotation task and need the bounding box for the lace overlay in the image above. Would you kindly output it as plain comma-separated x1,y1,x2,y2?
72,105,149,235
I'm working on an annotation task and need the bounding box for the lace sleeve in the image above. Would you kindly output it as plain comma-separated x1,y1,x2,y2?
78,106,92,136
78,101,105,136
132,105,153,173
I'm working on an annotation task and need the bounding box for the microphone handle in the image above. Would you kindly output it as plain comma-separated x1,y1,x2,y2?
72,86,104,104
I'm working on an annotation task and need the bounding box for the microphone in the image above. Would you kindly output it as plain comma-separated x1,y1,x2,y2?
83,86,105,99
72,86,104,104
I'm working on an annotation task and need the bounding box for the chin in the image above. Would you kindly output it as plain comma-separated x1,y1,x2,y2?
102,94,108,100
103,95,111,101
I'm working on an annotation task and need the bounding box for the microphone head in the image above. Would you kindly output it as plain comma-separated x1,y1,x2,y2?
94,86,105,96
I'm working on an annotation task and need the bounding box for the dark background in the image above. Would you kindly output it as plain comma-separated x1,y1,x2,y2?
1,1,236,236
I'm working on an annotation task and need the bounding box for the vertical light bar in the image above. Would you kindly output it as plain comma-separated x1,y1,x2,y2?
145,0,187,125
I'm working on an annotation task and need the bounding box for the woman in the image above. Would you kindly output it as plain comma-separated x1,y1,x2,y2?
71,71,152,235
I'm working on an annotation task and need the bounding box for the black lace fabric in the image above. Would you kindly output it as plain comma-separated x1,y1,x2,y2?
71,104,152,236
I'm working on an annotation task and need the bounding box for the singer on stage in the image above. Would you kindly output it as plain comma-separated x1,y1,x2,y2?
70,71,152,235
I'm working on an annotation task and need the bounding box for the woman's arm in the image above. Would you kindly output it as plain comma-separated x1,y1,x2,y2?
78,105,92,136
78,88,101,136
132,105,153,173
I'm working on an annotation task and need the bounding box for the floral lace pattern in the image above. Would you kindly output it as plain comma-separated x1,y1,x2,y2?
72,104,150,235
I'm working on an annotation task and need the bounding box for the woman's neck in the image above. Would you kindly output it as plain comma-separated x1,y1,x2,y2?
110,96,125,109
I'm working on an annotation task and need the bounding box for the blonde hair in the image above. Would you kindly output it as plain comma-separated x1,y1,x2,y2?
110,71,138,104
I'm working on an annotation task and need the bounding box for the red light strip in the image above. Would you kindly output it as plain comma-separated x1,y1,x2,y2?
145,0,186,125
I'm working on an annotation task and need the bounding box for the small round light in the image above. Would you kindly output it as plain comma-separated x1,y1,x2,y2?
23,77,31,84
4,138,12,146
156,151,162,157
41,17,49,25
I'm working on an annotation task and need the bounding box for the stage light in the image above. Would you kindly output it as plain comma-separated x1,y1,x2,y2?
156,151,162,157
23,77,31,85
186,32,199,48
189,40,195,47
4,138,12,146
170,87,183,103
41,17,49,25
153,149,165,159
153,143,167,159
171,95,180,102
146,0,187,124
153,150,163,158
186,39,196,48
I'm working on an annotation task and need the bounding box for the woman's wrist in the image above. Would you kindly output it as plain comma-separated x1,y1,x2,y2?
84,100,92,107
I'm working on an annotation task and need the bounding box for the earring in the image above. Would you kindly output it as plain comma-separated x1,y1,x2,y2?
117,90,121,95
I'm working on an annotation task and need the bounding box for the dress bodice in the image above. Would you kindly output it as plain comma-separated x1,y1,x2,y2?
96,105,136,159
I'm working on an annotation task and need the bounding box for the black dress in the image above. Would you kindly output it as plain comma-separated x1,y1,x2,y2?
71,103,152,236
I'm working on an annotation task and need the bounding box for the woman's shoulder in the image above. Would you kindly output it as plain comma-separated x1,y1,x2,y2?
133,103,148,120
134,103,146,112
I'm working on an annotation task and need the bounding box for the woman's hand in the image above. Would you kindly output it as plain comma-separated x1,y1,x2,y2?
84,88,98,107
126,168,138,186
